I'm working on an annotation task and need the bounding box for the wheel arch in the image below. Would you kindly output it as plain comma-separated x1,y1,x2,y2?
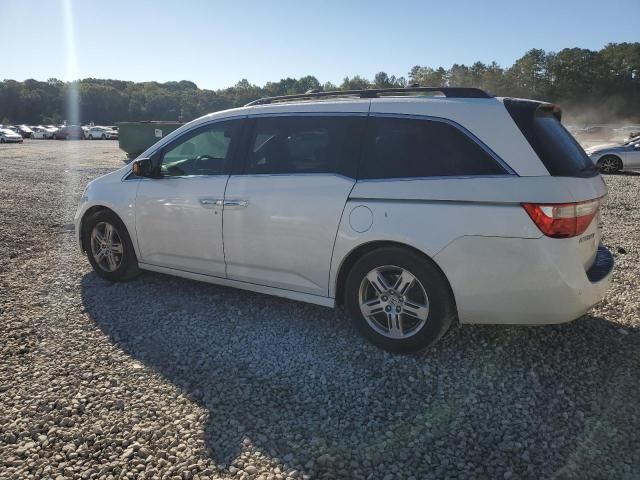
334,240,457,308
598,154,623,169
79,205,128,253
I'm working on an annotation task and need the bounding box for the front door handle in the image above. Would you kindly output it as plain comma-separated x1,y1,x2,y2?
200,198,224,207
223,199,249,208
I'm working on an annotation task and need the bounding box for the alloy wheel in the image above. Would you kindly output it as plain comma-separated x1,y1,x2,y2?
599,157,619,174
90,221,124,272
358,265,430,339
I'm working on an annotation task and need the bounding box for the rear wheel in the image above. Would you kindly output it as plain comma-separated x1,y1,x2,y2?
0,138,5,144
597,155,622,174
83,210,141,282
345,247,456,353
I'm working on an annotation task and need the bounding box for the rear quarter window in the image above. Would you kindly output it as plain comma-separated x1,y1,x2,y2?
503,99,597,177
359,117,508,180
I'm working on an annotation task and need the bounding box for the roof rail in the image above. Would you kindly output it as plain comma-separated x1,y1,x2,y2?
245,86,491,106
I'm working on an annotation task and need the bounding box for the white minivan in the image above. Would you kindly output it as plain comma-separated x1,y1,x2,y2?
75,87,613,352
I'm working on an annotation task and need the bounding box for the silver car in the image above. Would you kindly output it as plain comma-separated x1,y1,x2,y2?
586,139,640,173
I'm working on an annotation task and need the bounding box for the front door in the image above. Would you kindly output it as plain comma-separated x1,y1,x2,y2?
223,115,364,296
135,119,241,277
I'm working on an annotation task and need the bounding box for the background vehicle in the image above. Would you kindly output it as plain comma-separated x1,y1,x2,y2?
0,128,24,143
53,125,85,140
12,125,34,138
76,87,613,353
31,126,54,139
87,126,118,139
586,141,640,173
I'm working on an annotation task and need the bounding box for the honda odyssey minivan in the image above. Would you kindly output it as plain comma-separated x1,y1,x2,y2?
75,87,614,352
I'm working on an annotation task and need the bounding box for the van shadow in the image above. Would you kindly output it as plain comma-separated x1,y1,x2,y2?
81,271,639,477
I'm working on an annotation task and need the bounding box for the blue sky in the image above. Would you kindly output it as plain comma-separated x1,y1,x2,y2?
2,0,638,90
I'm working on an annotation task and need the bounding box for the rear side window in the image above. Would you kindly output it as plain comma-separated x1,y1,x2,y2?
245,116,363,177
359,117,507,179
503,99,597,177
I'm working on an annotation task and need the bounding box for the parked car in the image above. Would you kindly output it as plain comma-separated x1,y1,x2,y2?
75,87,613,353
87,126,118,140
31,126,54,139
53,125,85,140
12,125,34,138
0,128,24,143
586,141,640,173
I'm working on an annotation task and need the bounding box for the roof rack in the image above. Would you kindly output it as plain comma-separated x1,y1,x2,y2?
245,86,491,106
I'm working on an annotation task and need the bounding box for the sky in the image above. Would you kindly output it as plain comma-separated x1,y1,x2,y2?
2,0,638,90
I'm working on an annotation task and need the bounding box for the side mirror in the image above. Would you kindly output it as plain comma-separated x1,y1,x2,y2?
131,157,153,177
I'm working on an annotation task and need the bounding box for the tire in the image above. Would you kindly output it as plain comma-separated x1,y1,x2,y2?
101,134,106,140
83,210,141,282
30,133,34,139
345,246,456,353
597,155,622,174
0,138,5,144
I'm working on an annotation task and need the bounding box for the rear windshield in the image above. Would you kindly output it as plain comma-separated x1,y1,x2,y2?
503,99,597,177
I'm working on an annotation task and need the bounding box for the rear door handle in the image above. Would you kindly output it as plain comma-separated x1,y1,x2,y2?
223,199,249,208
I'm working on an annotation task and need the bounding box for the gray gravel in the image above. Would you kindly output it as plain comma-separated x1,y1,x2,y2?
1,139,639,479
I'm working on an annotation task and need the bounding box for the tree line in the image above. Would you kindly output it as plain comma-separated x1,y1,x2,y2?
1,43,638,126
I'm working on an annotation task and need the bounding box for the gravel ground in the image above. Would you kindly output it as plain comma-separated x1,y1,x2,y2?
1,139,639,480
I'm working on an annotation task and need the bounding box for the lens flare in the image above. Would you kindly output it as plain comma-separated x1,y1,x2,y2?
63,0,79,126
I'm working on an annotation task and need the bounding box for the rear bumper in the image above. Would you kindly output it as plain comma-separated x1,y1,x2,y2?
434,236,614,325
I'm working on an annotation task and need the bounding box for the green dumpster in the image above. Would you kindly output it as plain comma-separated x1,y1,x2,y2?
117,121,183,159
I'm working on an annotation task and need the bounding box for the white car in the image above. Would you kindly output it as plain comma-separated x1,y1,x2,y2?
31,126,55,139
75,87,613,352
586,140,640,173
0,128,24,143
87,126,118,140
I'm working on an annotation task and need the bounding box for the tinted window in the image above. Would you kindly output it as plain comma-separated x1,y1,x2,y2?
245,116,363,177
160,121,237,177
360,117,507,179
503,99,597,177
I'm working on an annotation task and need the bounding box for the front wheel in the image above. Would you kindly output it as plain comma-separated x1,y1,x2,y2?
101,133,106,140
83,210,141,282
345,247,456,353
597,155,622,174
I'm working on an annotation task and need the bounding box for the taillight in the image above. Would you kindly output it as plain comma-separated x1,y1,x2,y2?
522,198,601,238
